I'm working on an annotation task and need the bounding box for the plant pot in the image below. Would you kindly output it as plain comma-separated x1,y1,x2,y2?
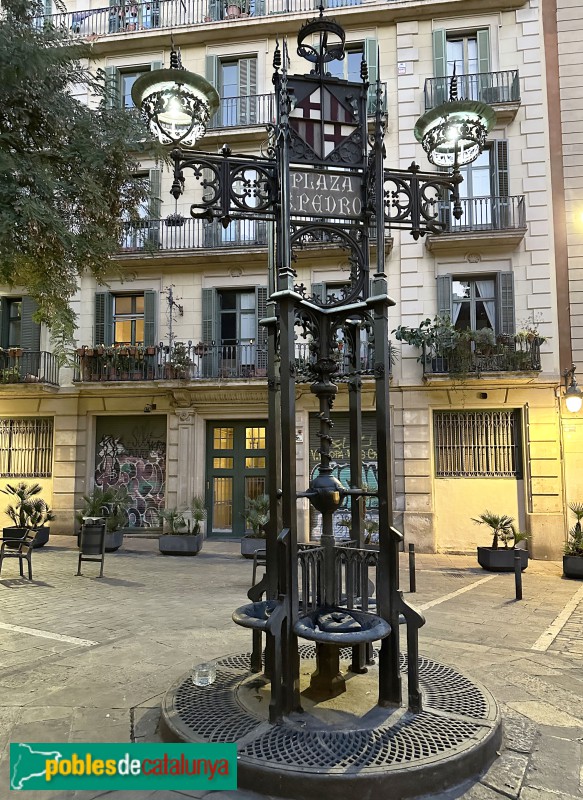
31,525,50,548
159,533,204,556
227,4,241,16
2,526,29,549
105,530,124,552
563,554,583,579
241,536,266,558
477,546,528,572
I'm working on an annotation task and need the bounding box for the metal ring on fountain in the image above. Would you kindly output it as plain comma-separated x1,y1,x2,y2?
294,606,391,646
233,600,280,631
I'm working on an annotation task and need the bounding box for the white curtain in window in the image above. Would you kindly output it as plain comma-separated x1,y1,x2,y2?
475,280,496,328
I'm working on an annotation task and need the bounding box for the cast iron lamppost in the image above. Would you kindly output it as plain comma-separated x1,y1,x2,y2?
133,12,499,795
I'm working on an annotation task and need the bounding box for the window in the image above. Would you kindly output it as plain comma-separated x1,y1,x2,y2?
120,169,161,250
433,28,491,104
327,46,364,82
201,287,268,377
437,273,515,337
0,297,40,351
94,290,156,346
104,63,162,109
113,294,145,345
434,410,522,478
0,418,53,478
206,56,257,127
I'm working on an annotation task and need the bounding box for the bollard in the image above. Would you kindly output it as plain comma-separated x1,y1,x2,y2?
514,552,522,600
408,543,416,593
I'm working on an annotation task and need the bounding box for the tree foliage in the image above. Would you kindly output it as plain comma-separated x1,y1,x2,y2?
0,0,161,353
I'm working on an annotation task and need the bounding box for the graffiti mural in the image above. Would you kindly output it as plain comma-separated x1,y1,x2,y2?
309,460,379,540
94,419,166,527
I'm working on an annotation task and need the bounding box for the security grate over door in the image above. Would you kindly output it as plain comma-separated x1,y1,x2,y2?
434,410,522,478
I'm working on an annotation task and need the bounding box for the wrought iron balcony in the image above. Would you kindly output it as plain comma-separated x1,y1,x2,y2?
73,340,386,382
208,94,274,130
39,0,366,36
422,336,541,378
438,196,526,234
424,70,520,112
295,341,392,380
0,350,60,387
120,217,269,252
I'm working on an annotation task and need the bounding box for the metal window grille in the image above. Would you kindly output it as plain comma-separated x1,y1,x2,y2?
0,418,54,478
434,410,522,478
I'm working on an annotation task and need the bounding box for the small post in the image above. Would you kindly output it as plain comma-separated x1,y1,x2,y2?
408,543,416,593
514,552,522,600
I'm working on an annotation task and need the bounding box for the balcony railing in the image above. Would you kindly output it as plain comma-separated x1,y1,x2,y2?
0,351,60,387
120,217,269,252
73,340,386,382
39,0,366,36
424,70,520,111
422,336,541,377
438,196,526,234
208,94,274,130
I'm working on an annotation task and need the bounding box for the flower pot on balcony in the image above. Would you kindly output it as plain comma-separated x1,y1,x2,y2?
227,4,241,16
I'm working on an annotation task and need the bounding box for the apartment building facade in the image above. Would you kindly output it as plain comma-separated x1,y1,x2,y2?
0,0,573,558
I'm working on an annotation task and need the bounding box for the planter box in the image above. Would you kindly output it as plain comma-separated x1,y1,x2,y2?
241,537,266,559
31,526,50,548
159,533,204,556
563,555,583,579
105,530,124,552
477,546,528,572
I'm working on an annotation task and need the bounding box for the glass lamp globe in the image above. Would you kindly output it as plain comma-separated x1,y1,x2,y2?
565,384,583,413
131,62,219,148
414,99,496,168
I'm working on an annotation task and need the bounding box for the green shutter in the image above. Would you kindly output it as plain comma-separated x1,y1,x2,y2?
493,140,510,228
205,55,219,88
143,290,156,346
311,282,324,303
254,0,265,16
202,288,218,377
151,61,163,72
95,292,113,346
104,65,117,109
20,297,41,352
0,298,8,348
477,29,491,74
436,275,453,320
256,286,268,372
496,272,515,336
44,0,52,15
433,29,447,105
364,39,378,115
207,0,223,21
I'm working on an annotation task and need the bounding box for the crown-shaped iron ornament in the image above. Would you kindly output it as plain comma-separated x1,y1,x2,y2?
131,46,219,148
297,5,346,75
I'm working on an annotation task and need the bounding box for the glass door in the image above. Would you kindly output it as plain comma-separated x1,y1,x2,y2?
206,420,267,536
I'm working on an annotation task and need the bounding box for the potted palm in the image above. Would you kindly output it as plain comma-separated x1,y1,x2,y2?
473,511,529,572
158,496,206,555
1,482,55,548
76,486,131,552
563,502,583,579
241,494,269,558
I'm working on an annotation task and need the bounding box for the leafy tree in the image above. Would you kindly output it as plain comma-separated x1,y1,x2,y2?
0,0,161,354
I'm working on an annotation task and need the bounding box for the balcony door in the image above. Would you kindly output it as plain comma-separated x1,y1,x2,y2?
433,28,490,103
206,421,267,537
206,55,257,127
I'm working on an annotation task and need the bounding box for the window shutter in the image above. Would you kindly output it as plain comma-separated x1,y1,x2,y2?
477,29,491,74
207,0,223,21
311,282,324,303
436,275,453,319
202,288,218,377
205,55,219,88
143,290,156,346
104,66,118,109
496,272,515,336
433,29,447,105
364,39,378,115
148,168,162,245
256,286,268,373
493,140,509,228
254,0,265,16
20,297,41,352
0,298,8,348
151,61,163,72
44,0,52,15
95,292,113,346
238,57,257,124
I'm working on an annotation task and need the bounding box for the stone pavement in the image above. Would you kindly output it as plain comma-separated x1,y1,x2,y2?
0,536,581,800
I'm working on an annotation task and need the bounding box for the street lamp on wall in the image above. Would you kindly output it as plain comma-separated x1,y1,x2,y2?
564,364,583,413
